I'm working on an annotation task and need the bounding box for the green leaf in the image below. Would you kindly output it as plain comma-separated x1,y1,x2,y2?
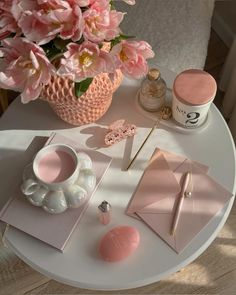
75,36,84,45
110,36,121,48
110,0,115,9
47,50,61,61
54,38,70,50
120,34,135,40
74,78,93,98
41,41,61,60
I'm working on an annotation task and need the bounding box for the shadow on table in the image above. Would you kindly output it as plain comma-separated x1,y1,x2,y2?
0,84,154,131
0,99,75,131
0,136,48,211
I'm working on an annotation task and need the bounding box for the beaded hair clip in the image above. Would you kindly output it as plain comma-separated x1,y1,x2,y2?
105,119,137,146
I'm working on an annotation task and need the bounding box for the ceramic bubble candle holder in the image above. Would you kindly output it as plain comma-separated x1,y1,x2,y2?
172,69,217,128
21,144,96,214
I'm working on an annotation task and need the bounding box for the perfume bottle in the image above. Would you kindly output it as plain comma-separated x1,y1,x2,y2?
98,201,111,225
139,68,166,112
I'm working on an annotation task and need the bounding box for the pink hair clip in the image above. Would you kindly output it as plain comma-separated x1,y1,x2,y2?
105,119,137,146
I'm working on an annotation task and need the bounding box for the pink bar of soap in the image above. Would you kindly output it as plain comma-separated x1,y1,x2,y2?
98,226,140,262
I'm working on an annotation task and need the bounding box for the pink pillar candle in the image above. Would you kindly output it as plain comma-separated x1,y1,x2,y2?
172,69,217,128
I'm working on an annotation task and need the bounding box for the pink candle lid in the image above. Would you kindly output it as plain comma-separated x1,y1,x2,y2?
173,69,217,106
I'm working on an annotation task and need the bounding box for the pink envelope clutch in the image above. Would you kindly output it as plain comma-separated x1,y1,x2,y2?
126,149,232,253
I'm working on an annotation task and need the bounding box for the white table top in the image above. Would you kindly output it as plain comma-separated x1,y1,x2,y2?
0,67,235,290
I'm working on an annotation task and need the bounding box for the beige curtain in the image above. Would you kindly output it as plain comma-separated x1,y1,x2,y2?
0,89,8,112
219,38,236,141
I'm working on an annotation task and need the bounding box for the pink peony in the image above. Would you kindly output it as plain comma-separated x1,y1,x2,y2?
69,0,97,7
88,0,110,10
83,1,124,43
12,0,84,45
77,0,91,6
74,0,102,7
111,40,155,79
116,0,136,4
58,41,115,81
0,38,54,103
0,1,21,39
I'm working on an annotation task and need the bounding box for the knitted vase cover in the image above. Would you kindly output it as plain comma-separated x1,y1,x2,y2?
41,70,123,126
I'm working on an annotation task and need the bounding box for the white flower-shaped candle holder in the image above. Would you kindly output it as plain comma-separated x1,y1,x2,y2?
21,144,96,214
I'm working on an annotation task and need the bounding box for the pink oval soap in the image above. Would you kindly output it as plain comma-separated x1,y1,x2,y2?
99,226,140,262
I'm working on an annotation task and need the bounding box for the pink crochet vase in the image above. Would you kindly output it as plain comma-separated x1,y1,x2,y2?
40,70,123,126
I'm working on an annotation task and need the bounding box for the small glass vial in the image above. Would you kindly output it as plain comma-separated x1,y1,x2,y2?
139,68,166,112
98,201,111,225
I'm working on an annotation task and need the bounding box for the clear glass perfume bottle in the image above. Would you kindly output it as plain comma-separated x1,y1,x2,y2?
139,68,166,112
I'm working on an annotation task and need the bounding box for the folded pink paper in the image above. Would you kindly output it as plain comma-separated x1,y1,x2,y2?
126,149,232,253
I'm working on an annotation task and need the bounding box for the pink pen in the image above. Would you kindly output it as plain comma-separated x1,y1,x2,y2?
170,171,191,235
98,201,111,225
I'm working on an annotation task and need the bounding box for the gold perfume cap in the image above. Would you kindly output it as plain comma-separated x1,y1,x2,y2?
147,68,160,81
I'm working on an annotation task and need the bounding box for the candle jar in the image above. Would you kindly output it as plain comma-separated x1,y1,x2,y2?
172,69,217,128
139,68,166,112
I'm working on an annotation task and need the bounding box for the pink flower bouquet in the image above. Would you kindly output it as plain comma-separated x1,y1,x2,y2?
0,0,154,103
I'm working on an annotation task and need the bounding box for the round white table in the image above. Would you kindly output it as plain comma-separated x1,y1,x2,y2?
0,67,235,290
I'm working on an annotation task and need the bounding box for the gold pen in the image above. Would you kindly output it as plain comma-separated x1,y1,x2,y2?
125,106,172,171
170,171,191,236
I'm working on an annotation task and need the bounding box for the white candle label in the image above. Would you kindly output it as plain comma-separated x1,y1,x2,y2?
172,96,211,128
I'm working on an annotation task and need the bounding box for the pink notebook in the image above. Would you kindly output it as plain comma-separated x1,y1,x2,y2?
0,133,112,252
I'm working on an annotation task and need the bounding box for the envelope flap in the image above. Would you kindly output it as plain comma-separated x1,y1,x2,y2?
151,149,209,174
126,154,180,215
150,149,186,172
